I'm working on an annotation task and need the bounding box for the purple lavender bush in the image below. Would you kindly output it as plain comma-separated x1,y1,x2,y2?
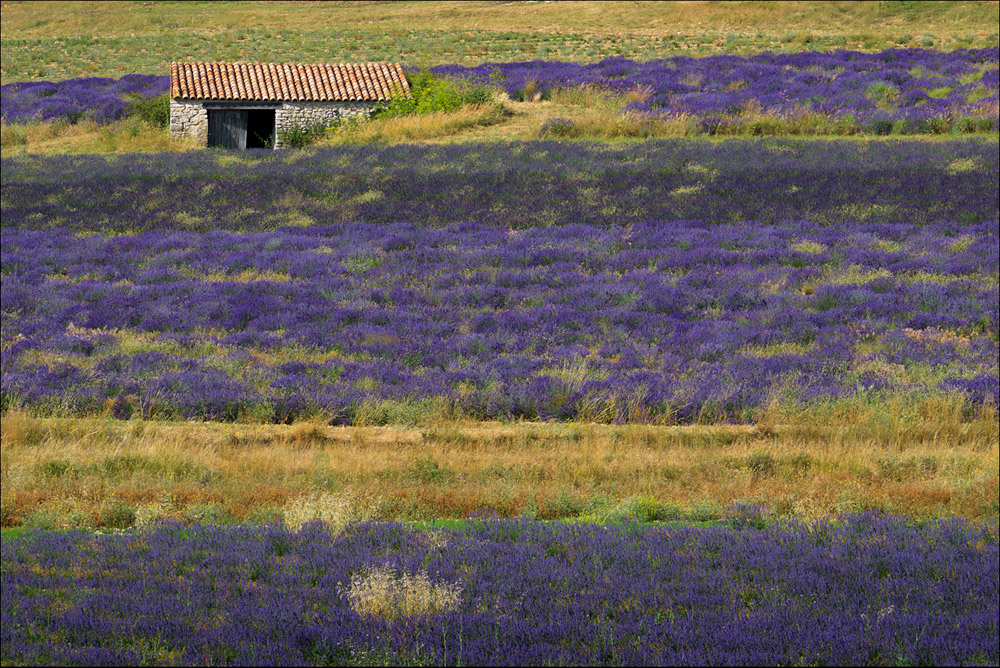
0,74,169,125
1,141,996,424
431,47,999,133
2,514,997,665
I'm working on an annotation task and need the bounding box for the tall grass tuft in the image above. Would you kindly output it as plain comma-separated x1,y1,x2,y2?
1,118,197,156
341,567,462,620
283,489,378,533
538,110,697,139
324,102,509,145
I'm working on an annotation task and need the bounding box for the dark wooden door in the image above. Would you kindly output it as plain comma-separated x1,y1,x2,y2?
208,110,248,149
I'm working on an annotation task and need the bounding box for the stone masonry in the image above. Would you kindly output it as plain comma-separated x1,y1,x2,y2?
169,99,208,143
272,101,373,147
170,99,375,148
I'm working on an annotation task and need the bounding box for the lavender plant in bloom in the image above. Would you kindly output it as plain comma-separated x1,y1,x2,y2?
431,47,999,133
0,74,168,124
1,140,996,423
1,514,997,666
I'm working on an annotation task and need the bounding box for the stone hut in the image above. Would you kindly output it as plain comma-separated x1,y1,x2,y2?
169,62,410,149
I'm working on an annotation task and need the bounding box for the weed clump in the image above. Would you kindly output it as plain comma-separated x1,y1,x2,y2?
538,117,576,138
377,70,492,118
125,93,169,128
277,122,328,149
747,452,777,476
283,489,377,533
341,567,462,621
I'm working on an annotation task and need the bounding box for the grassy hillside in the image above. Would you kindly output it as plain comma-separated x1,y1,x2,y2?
2,0,998,83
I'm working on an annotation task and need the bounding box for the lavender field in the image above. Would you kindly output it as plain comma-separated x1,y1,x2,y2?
0,73,167,125
3,514,998,665
2,1,998,661
435,47,999,133
2,81,999,667
3,1,1000,665
1,140,997,424
3,48,997,135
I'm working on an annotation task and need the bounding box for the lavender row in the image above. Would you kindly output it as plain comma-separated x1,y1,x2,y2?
2,216,996,423
2,139,996,235
0,74,168,125
3,514,997,666
433,48,999,132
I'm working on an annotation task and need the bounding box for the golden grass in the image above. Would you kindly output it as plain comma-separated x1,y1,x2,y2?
946,156,984,174
321,102,511,145
809,264,998,289
790,240,828,254
342,567,462,621
2,397,996,528
185,269,295,283
5,1,996,45
543,111,699,140
283,489,377,533
546,85,651,109
0,118,198,157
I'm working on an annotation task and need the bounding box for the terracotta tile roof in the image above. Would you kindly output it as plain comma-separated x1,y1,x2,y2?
170,62,410,101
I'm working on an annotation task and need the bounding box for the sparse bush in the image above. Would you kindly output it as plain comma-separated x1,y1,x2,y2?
125,93,169,128
341,567,462,621
409,456,451,483
134,499,172,529
38,459,72,479
538,117,576,138
277,122,329,148
688,497,724,522
0,123,28,148
247,507,284,524
98,500,136,530
377,70,493,118
747,452,776,476
788,452,815,474
22,506,61,530
283,489,377,533
519,79,540,101
633,496,683,522
539,489,586,519
605,496,683,523
877,456,919,482
65,508,93,530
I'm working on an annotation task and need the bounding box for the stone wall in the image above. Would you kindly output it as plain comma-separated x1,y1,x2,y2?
273,101,374,147
169,99,208,143
170,99,375,148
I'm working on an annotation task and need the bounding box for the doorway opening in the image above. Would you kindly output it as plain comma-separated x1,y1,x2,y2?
207,109,275,149
247,110,275,149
